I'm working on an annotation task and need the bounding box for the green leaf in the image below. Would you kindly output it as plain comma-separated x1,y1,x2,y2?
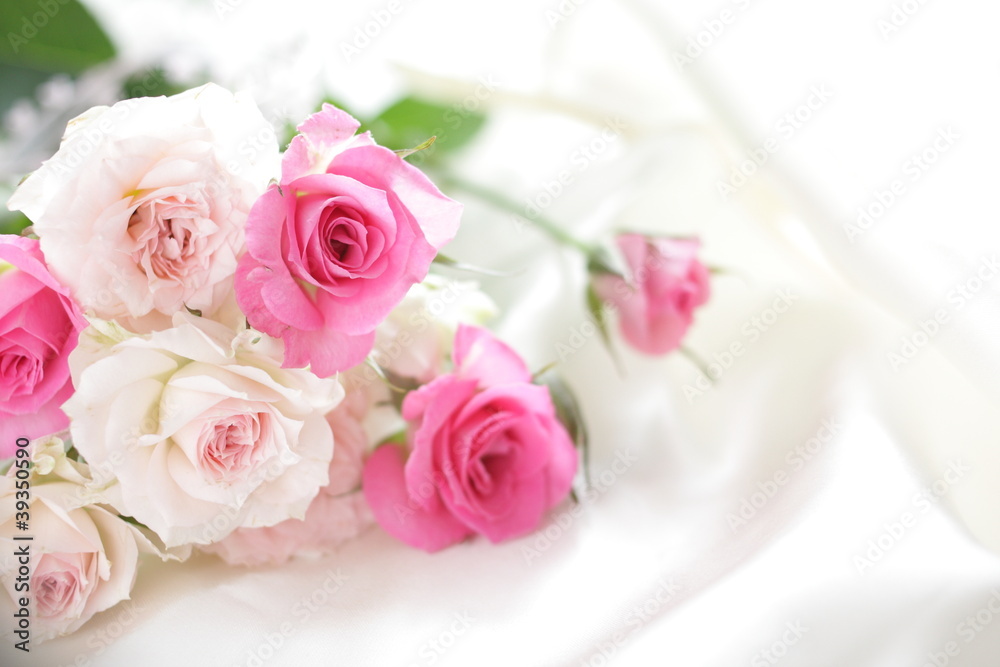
585,247,624,279
365,96,485,163
586,283,623,373
539,371,592,491
278,120,297,151
0,212,31,236
0,0,115,115
0,0,115,72
122,67,188,100
377,429,408,447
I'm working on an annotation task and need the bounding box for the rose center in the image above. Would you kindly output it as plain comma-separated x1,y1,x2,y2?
199,411,272,483
0,347,42,401
464,412,514,496
34,555,89,618
323,214,368,270
328,238,351,261
128,197,206,281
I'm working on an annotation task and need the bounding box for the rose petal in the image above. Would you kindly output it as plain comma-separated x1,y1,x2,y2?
281,326,375,378
328,144,462,251
281,104,366,183
363,444,472,553
453,324,532,387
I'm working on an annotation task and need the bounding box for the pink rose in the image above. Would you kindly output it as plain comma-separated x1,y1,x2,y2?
235,104,463,377
202,389,372,566
363,325,578,552
592,234,710,355
0,235,86,456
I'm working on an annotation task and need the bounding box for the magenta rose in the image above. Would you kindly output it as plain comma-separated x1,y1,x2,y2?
0,235,86,456
235,105,463,377
363,325,578,552
592,234,710,355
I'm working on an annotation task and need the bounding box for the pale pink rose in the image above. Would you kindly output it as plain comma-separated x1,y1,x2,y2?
592,234,710,355
202,389,373,566
0,437,164,642
235,104,463,377
0,235,86,456
63,314,343,548
363,325,578,552
8,84,279,332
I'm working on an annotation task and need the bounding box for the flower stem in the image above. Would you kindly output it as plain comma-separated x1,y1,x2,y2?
440,174,598,256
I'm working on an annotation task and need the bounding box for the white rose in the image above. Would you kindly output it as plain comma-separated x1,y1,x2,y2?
0,437,168,643
353,276,496,446
64,313,343,547
8,83,279,332
371,275,497,384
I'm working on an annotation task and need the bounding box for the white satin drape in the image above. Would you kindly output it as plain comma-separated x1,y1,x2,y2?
17,0,1000,664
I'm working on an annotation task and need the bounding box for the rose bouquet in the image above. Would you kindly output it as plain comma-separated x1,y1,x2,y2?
0,83,709,648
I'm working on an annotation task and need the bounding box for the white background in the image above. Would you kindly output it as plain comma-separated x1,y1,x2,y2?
8,0,1000,664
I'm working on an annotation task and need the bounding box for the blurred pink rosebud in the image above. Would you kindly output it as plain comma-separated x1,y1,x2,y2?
592,234,710,355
